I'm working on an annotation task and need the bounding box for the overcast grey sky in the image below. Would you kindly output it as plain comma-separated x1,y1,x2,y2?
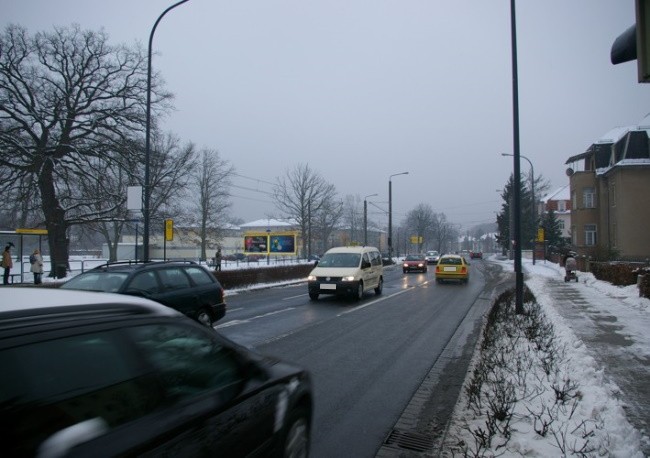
3,1,648,229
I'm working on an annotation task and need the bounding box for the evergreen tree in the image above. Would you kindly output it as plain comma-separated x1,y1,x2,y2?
541,209,566,252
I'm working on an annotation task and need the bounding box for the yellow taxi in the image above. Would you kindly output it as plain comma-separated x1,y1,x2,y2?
435,254,469,284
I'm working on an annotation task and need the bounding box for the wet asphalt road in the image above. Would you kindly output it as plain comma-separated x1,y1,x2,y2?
217,260,498,457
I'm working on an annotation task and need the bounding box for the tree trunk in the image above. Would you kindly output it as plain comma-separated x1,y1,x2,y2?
39,160,70,278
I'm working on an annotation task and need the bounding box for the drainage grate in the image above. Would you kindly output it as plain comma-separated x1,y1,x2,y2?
384,428,435,452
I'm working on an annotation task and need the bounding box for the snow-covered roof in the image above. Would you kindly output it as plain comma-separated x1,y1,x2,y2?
595,127,629,144
240,218,297,228
542,185,570,202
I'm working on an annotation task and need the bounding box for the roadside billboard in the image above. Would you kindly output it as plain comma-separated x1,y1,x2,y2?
244,232,297,255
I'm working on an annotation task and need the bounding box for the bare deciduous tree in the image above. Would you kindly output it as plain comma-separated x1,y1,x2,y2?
273,163,337,257
0,24,171,275
188,148,234,261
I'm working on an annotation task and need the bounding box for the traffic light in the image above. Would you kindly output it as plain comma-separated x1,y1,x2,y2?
611,0,650,82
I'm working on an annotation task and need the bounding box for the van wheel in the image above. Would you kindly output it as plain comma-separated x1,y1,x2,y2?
196,309,213,327
309,291,319,301
374,277,383,295
354,282,363,301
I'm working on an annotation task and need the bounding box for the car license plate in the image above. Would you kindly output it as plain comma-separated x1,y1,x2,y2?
443,267,456,272
321,284,336,290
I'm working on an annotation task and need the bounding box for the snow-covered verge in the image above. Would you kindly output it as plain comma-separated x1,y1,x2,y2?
442,257,648,457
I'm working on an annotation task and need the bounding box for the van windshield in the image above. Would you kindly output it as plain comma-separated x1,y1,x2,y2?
317,253,361,268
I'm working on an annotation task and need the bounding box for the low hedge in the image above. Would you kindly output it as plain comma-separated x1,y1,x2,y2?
590,262,640,286
213,264,314,289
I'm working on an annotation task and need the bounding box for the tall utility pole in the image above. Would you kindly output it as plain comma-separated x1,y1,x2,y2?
388,172,408,261
143,0,190,262
509,0,524,313
364,194,378,246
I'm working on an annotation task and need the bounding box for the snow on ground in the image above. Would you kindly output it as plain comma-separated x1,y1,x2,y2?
444,255,650,457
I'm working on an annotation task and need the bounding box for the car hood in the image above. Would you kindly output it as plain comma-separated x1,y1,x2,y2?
309,266,360,277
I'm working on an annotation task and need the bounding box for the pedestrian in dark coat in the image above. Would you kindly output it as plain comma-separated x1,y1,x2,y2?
2,244,13,285
215,249,222,271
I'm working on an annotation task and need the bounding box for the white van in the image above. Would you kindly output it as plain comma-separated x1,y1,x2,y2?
307,246,383,300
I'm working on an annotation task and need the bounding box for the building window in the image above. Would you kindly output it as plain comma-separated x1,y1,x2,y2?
557,201,566,212
558,220,565,231
583,188,596,208
585,224,597,246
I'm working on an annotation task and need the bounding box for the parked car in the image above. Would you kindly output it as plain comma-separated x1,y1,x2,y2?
435,254,470,284
470,250,483,259
224,253,247,261
0,288,312,457
307,246,383,300
60,260,226,326
424,251,440,264
402,254,428,273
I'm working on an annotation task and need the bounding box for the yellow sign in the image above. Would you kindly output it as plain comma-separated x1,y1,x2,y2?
410,236,423,244
16,228,48,235
165,219,174,241
537,228,545,242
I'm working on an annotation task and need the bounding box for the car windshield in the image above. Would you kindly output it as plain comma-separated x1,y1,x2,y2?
440,257,462,265
405,255,423,261
317,253,361,268
61,271,129,293
426,252,438,256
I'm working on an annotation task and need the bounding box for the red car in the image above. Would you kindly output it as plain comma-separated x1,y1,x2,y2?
403,254,428,273
470,251,483,259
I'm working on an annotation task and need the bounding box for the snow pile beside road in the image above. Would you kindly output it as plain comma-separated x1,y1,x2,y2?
443,280,645,457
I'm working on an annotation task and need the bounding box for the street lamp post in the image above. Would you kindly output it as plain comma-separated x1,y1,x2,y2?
502,152,535,265
364,193,378,246
143,0,190,262
388,172,409,261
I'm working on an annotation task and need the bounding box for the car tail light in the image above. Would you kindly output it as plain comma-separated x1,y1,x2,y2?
461,267,466,273
435,266,440,272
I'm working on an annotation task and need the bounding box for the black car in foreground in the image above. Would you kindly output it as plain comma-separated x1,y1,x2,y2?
60,260,226,326
0,288,312,457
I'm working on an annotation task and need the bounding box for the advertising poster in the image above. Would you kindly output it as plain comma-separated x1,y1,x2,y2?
244,235,268,253
269,234,295,253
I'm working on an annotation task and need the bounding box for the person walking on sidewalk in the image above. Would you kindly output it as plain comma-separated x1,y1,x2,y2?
30,249,44,284
2,244,13,285
215,248,222,272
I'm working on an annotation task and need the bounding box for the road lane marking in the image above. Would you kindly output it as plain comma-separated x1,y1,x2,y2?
337,287,414,316
215,307,296,329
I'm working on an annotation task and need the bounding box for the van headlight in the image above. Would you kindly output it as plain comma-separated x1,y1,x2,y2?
307,275,316,281
341,276,355,282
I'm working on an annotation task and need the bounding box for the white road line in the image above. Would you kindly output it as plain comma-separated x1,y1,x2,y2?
284,293,308,300
337,287,414,316
215,307,296,329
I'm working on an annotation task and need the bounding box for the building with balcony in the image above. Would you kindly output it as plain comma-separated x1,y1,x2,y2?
565,115,650,261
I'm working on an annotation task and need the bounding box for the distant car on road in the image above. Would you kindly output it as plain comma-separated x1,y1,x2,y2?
425,251,440,264
0,288,312,457
435,254,470,284
470,250,483,259
403,254,428,273
60,260,226,326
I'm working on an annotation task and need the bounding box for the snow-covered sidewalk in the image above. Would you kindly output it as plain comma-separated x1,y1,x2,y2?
443,256,650,457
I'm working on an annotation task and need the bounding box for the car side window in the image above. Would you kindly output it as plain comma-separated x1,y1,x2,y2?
185,266,215,286
370,251,381,266
158,267,191,291
129,324,245,403
0,330,164,456
125,271,160,294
